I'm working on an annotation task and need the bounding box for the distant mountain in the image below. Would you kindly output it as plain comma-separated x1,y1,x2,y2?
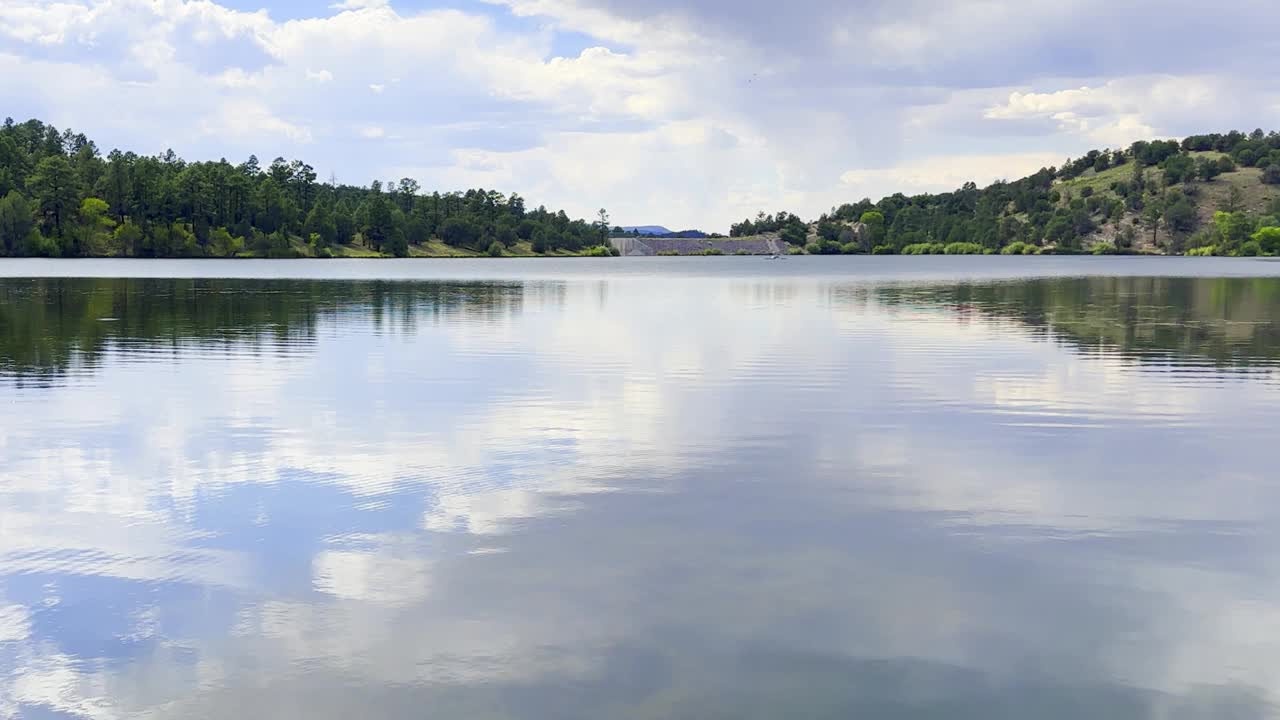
620,225,673,236
618,226,713,239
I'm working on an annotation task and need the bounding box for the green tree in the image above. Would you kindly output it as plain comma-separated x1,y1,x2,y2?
531,227,549,254
358,183,394,252
304,201,337,248
1252,226,1280,255
1164,193,1197,233
859,210,885,248
1143,202,1164,247
28,155,80,240
0,190,37,255
1161,153,1194,185
1214,211,1254,252
1196,156,1222,182
76,197,116,255
113,221,144,256
595,208,610,244
1224,185,1244,213
385,227,408,257
440,216,480,249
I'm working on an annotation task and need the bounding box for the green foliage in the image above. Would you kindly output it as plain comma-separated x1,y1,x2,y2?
440,216,480,249
729,210,806,238
581,245,617,257
113,222,144,256
487,240,505,257
1000,241,1040,255
902,242,945,255
210,227,242,257
0,118,610,258
0,190,36,256
700,247,724,255
1164,193,1198,233
1185,245,1218,256
1264,164,1280,185
29,155,80,242
1236,240,1262,257
1196,156,1223,182
531,229,548,254
1214,211,1255,252
385,228,409,257
1161,153,1195,185
871,244,896,255
943,242,984,255
76,196,117,255
1252,226,1280,254
779,224,807,246
859,211,885,246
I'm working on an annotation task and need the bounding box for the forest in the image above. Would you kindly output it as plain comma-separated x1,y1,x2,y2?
730,129,1280,256
0,118,616,258
5,117,1280,258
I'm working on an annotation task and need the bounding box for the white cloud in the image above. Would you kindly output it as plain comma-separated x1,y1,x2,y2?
839,152,1065,195
359,125,385,138
1,0,1279,230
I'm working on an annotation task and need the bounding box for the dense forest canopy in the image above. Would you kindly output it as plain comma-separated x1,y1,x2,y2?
0,118,615,258
730,129,1280,256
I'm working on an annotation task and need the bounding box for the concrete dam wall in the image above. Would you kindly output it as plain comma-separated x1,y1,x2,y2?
610,234,786,256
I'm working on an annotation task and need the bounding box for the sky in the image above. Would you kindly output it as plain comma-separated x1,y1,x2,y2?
2,0,1279,231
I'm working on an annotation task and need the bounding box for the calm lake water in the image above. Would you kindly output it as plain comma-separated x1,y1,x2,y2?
3,257,1280,719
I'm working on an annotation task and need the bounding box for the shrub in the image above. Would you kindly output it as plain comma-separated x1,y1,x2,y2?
1001,241,1033,255
1235,240,1262,257
871,245,896,255
902,242,945,255
1186,245,1217,256
1091,242,1118,255
943,242,984,255
804,242,821,255
701,247,724,255
582,245,615,257
1252,226,1280,254
487,240,504,257
656,250,680,256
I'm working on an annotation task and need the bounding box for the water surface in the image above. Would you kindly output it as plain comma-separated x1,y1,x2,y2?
3,257,1280,718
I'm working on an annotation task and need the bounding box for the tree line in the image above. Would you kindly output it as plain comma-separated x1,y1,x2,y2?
729,128,1280,256
0,118,615,258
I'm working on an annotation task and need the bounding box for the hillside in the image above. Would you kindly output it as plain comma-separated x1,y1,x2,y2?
732,131,1280,256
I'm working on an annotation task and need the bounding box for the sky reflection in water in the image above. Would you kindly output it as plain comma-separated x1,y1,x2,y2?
2,261,1280,719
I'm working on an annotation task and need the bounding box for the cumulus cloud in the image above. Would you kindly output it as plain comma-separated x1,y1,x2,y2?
1,0,1278,229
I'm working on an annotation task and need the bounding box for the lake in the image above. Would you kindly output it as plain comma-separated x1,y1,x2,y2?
3,256,1280,719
